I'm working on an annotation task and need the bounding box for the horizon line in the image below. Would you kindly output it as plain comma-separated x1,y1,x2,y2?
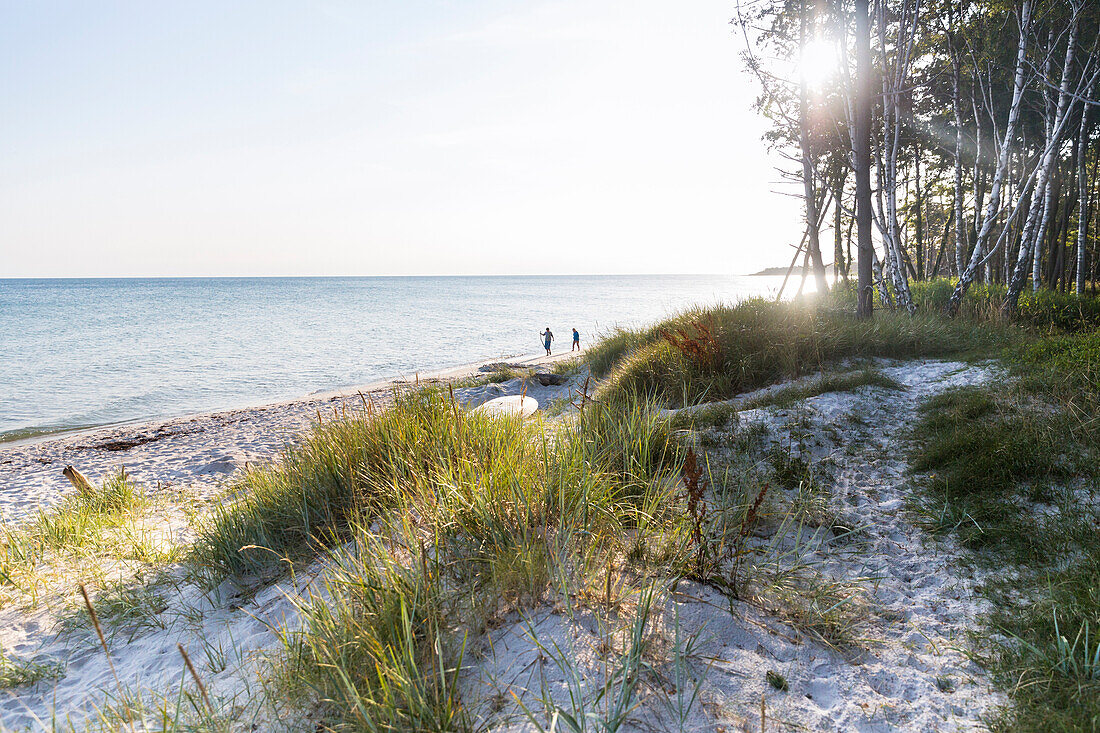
0,272,773,281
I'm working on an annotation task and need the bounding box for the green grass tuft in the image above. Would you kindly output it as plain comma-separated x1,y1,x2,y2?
0,649,64,689
0,468,151,589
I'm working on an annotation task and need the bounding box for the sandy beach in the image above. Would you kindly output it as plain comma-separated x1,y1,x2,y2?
0,350,1013,731
0,348,584,524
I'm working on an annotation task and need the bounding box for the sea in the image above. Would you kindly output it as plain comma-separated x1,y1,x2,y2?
0,275,786,442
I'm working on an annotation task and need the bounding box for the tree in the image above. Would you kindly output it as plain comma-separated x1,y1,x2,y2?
854,0,874,318
945,0,1032,316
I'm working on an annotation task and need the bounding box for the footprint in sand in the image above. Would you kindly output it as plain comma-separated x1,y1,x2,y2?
804,677,841,709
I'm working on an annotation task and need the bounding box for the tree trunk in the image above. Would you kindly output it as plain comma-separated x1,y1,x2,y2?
798,0,829,296
1077,102,1092,294
915,143,925,279
834,173,849,283
946,0,1032,316
931,216,951,278
854,0,874,319
1031,31,1061,292
948,13,967,281
1004,13,1079,313
970,84,985,277
876,0,918,313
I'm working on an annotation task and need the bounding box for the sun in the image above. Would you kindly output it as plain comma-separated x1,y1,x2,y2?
799,38,840,90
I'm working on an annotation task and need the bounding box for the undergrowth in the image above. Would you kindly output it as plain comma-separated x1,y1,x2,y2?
587,296,1007,406
909,328,1100,730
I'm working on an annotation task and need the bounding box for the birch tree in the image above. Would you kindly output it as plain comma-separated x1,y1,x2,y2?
945,0,1032,317
799,0,830,294
854,0,874,318
1004,15,1080,310
1076,100,1092,294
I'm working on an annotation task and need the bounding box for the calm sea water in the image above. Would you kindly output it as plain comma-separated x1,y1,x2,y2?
0,275,784,441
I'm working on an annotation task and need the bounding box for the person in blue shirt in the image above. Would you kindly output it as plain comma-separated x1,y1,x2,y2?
571,328,580,352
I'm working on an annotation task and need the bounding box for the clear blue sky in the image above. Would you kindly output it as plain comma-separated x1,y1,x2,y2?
0,1,799,277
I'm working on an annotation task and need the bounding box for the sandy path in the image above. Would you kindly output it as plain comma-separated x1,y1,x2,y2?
689,359,1006,730
464,359,1006,732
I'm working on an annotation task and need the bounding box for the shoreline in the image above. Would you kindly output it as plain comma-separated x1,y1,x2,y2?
0,346,584,522
0,347,581,449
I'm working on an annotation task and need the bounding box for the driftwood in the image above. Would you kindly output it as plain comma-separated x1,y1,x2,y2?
62,465,95,495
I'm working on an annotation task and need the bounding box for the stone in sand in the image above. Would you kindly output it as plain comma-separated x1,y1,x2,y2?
472,395,538,418
530,372,568,386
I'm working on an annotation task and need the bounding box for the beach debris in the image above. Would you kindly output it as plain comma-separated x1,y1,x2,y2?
83,425,196,452
477,362,529,373
62,465,95,495
471,395,538,418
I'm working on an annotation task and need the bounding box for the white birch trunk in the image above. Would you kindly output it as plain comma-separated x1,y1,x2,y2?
971,87,985,278
950,38,967,280
798,0,829,296
876,0,918,312
1076,102,1092,294
1005,15,1079,310
946,0,1032,316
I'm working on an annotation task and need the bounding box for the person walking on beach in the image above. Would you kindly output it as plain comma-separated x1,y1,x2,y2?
541,327,554,355
571,328,580,352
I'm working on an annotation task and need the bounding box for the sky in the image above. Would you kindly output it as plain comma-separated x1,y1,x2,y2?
0,1,802,278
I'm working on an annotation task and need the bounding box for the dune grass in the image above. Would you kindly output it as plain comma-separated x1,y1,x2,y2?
0,469,170,604
186,374,816,730
190,389,536,577
0,649,64,689
205,390,695,731
587,297,1007,406
177,293,1100,729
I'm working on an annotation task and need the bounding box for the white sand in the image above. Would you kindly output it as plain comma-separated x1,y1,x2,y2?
0,349,582,524
0,355,1009,731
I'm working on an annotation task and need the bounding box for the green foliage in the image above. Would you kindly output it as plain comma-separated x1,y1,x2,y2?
487,365,524,383
591,298,1004,406
67,578,169,640
0,649,64,689
254,392,687,731
282,531,469,733
190,389,544,577
585,330,641,378
191,388,686,581
907,279,1100,333
1019,330,1100,393
909,327,1100,730
909,387,1077,553
0,468,149,584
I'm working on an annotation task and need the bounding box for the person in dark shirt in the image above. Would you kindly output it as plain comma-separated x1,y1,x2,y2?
541,327,554,355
